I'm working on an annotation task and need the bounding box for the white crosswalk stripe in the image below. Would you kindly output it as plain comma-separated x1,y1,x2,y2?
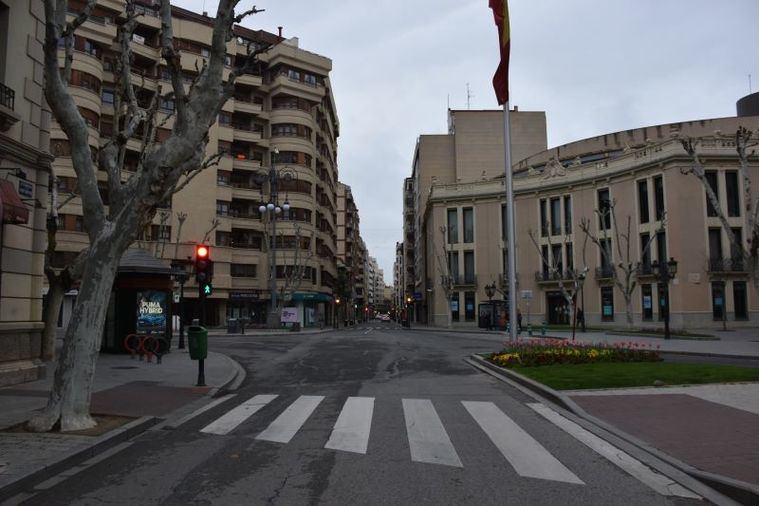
463,401,583,484
402,398,462,467
200,394,277,435
325,397,374,454
256,395,325,444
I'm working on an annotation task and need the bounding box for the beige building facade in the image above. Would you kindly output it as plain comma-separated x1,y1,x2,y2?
411,108,759,330
0,0,53,384
50,2,342,329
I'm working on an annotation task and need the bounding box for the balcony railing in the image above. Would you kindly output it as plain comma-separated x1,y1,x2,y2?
1,82,16,110
708,257,747,274
595,266,616,280
534,270,576,283
636,262,655,277
448,274,477,287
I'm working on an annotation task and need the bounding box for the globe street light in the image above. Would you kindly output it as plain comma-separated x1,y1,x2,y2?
255,149,297,329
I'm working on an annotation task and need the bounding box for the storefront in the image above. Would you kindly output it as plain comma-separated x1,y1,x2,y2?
289,292,333,328
546,291,570,325
226,290,268,325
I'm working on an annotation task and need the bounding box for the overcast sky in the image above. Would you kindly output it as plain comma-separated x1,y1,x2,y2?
176,0,758,283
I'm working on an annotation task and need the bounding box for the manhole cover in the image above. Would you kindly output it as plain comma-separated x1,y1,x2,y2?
111,366,139,370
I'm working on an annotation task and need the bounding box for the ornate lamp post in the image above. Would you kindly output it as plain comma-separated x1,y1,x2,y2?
484,282,496,301
170,259,189,349
652,257,678,340
255,149,296,329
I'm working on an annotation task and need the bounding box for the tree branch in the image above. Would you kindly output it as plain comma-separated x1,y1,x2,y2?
159,0,188,129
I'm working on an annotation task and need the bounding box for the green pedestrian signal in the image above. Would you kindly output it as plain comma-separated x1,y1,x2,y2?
202,283,213,296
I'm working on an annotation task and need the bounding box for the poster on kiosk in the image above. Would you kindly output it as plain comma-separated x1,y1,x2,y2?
136,290,168,334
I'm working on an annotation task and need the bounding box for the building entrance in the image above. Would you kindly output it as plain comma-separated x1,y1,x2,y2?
546,291,570,325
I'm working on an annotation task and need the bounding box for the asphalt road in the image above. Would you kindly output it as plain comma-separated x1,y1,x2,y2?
20,324,709,505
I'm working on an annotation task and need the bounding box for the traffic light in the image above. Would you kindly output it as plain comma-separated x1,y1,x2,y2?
195,244,214,293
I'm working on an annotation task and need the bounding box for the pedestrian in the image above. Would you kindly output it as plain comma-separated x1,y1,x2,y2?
577,308,585,332
517,310,522,332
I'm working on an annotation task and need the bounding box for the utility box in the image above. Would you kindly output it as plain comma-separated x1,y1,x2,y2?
187,325,208,360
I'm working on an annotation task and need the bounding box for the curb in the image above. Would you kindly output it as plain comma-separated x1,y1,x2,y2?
204,351,247,397
468,354,759,505
0,416,158,502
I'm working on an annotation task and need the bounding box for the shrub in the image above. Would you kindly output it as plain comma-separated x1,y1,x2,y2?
488,339,660,368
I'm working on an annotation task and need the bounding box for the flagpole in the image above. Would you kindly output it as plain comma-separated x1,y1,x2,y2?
503,101,518,341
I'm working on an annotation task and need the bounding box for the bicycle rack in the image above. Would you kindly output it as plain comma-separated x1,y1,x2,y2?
123,334,170,364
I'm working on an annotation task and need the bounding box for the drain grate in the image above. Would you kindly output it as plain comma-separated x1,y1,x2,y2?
111,366,139,370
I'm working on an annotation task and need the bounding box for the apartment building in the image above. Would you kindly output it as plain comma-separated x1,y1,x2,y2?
393,241,403,312
336,182,366,323
50,2,341,328
0,0,53,384
411,105,759,329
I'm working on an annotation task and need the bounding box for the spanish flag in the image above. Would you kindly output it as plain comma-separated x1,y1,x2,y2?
489,0,510,105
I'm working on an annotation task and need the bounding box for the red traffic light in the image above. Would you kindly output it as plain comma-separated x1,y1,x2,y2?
196,245,209,259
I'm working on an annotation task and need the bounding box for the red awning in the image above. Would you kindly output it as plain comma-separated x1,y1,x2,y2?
0,179,30,225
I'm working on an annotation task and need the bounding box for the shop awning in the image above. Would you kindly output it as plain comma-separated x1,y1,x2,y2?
0,179,29,224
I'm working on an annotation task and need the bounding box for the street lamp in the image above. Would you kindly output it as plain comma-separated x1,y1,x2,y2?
652,257,678,340
255,149,297,329
484,282,496,301
170,259,190,349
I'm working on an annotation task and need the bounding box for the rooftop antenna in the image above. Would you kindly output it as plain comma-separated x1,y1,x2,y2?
466,83,473,110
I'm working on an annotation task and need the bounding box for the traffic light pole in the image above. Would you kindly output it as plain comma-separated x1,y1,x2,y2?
197,281,206,386
268,165,279,329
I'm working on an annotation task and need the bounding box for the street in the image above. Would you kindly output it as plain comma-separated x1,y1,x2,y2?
18,325,706,505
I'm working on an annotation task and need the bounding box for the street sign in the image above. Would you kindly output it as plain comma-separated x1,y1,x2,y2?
173,292,180,303
521,290,533,300
413,292,423,301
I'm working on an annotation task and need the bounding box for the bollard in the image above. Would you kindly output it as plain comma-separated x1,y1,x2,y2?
541,320,547,336
528,323,533,336
187,325,208,386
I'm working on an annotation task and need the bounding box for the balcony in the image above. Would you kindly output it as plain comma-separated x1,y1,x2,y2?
595,266,616,281
534,270,576,284
0,82,20,131
636,262,656,278
708,257,748,275
449,274,477,288
499,273,519,287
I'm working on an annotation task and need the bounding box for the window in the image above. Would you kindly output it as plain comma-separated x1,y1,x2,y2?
657,284,668,321
231,264,257,278
600,238,612,271
216,231,230,246
637,180,649,224
601,286,614,321
464,251,475,284
653,175,665,221
447,208,458,243
708,228,722,262
218,112,231,126
200,47,210,57
501,204,508,240
725,171,740,217
159,96,175,112
102,89,115,105
464,292,476,322
563,196,572,235
711,281,725,321
640,233,651,267
641,284,653,321
733,281,748,319
541,245,549,276
704,171,719,217
540,199,548,237
597,188,611,230
463,207,474,243
656,231,667,262
287,69,300,81
448,251,459,281
566,243,574,272
549,197,561,235
730,228,743,269
304,73,317,86
451,293,460,322
551,244,562,274
216,200,229,216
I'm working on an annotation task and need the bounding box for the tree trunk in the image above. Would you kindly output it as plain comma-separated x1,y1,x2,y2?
40,279,65,362
625,295,634,329
28,242,120,432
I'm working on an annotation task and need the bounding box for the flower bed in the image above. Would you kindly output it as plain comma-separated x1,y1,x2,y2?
488,339,660,368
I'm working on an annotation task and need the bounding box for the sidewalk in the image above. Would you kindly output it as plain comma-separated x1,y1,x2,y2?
0,347,243,501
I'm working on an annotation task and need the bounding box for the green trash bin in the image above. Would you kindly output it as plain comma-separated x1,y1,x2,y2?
187,325,208,360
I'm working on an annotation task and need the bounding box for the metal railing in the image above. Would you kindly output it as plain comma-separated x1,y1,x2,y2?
534,270,576,283
595,266,616,280
1,82,16,110
708,257,747,273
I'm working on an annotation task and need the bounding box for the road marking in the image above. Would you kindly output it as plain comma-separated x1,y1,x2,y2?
256,395,325,444
200,394,277,435
527,403,701,499
325,397,375,454
402,399,462,467
463,401,583,484
363,328,373,334
166,394,237,429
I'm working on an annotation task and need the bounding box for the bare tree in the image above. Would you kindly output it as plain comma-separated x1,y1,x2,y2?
433,225,455,328
156,210,171,258
579,201,663,328
173,211,188,259
31,0,267,432
201,217,221,245
681,128,759,293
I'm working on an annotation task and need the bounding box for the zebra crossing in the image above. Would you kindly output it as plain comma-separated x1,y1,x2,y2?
190,393,698,497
